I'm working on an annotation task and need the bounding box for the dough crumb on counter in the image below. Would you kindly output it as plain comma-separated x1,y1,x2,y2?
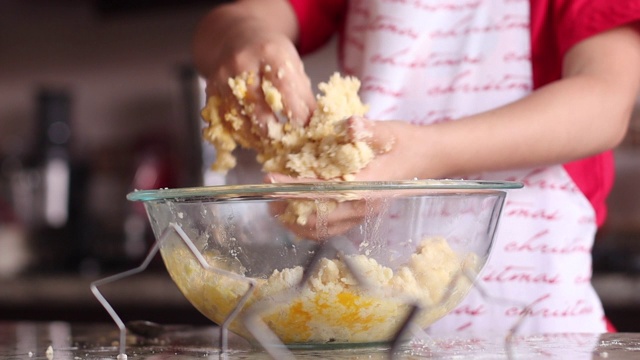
45,345,53,360
201,72,373,180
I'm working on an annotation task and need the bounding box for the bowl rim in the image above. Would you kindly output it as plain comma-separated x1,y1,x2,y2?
127,179,523,202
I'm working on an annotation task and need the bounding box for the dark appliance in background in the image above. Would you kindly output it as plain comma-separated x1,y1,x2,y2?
4,66,206,276
14,88,91,273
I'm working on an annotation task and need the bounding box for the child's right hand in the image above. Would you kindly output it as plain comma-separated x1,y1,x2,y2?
194,1,316,140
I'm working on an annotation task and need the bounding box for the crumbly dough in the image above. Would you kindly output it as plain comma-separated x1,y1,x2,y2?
162,237,479,345
201,71,373,180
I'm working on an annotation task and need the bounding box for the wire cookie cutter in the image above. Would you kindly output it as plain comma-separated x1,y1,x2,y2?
91,223,256,359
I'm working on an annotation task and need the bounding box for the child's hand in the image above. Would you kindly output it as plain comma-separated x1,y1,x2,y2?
347,117,434,182
204,29,316,137
267,190,372,241
264,116,410,241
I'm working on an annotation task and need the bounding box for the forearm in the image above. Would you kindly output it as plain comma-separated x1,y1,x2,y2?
420,77,632,178
414,26,640,179
192,0,299,78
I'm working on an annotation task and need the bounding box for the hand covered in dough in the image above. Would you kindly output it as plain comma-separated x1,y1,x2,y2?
202,34,315,133
197,3,315,132
264,116,407,240
345,117,430,181
194,2,316,172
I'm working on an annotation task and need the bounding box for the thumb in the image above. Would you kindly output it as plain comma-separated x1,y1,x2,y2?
347,116,396,155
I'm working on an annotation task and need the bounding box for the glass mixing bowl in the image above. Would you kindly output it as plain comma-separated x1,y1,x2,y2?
127,180,521,348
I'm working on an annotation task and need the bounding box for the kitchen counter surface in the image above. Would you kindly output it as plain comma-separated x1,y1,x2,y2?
2,321,640,359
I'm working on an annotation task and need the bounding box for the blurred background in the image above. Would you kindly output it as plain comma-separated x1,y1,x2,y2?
1,0,640,332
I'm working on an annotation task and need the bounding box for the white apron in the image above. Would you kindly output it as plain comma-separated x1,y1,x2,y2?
342,0,606,335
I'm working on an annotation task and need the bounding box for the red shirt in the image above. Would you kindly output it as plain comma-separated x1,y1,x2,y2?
288,0,640,227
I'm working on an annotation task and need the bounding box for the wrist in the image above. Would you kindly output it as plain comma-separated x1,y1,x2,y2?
410,123,452,180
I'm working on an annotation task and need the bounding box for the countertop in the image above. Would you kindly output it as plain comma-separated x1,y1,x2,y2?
2,321,640,359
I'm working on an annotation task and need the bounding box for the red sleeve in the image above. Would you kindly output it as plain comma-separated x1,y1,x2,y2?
288,0,348,54
530,0,640,88
530,0,640,227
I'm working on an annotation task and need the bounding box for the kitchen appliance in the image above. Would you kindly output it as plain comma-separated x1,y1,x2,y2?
10,88,91,273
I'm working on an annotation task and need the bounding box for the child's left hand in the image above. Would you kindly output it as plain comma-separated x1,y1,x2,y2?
265,116,430,240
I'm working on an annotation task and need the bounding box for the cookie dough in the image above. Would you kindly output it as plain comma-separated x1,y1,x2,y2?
201,72,374,180
162,237,478,345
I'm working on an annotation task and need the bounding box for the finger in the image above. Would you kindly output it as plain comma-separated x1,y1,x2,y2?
304,199,367,226
297,199,367,237
227,71,277,137
347,117,396,155
284,215,360,241
263,60,316,126
211,78,263,147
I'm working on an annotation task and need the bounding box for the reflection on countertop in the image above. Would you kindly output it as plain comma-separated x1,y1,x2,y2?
4,321,640,359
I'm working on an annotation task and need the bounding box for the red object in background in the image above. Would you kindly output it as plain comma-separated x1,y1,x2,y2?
124,134,178,263
0,198,17,224
130,134,178,214
131,135,177,188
